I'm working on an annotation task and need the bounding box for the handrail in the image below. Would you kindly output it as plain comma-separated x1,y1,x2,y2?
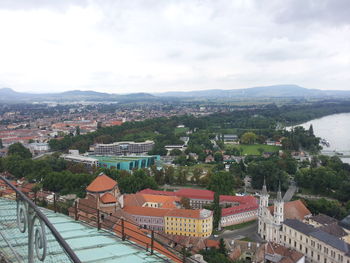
75,201,203,263
0,175,204,263
0,175,82,263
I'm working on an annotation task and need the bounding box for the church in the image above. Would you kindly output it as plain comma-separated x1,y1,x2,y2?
258,180,350,263
258,179,311,243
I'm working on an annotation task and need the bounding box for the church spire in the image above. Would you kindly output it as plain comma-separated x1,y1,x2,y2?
262,177,268,195
276,181,282,202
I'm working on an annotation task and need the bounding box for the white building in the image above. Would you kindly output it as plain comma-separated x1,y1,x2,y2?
258,181,350,263
93,140,154,156
62,154,99,167
28,142,50,154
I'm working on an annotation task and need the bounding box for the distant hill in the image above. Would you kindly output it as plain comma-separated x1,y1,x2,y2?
1,85,350,103
0,88,156,103
155,85,350,98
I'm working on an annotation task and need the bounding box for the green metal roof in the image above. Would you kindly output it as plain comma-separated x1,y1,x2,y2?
0,198,172,263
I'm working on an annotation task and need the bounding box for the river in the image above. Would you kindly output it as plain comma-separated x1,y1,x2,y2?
291,112,350,163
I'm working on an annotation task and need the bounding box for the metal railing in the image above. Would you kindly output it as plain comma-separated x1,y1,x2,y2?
0,175,81,263
0,175,204,263
71,201,199,263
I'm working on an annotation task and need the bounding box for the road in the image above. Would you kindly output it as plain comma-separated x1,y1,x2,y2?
283,182,297,202
32,151,55,160
212,221,263,243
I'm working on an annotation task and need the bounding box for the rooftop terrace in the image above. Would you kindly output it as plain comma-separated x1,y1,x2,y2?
0,197,172,263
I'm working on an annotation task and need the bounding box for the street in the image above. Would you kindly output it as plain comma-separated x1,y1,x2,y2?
212,221,263,243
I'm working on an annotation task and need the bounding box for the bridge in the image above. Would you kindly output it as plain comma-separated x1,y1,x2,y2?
321,150,350,158
0,175,201,263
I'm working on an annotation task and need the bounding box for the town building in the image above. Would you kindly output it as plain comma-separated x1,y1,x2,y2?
139,188,259,227
258,181,350,263
164,209,212,237
265,242,305,263
225,239,265,262
92,155,160,171
70,175,213,238
27,142,50,155
258,180,311,243
123,192,213,237
223,134,239,143
93,140,154,155
282,219,350,263
62,152,100,168
62,151,160,171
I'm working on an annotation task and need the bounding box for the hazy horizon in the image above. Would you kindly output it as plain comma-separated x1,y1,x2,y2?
0,0,349,94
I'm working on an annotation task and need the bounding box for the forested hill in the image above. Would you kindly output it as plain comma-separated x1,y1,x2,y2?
155,85,350,99
48,100,350,154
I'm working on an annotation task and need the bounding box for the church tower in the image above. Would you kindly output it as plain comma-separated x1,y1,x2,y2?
258,178,269,216
274,182,284,225
258,178,269,238
273,182,284,243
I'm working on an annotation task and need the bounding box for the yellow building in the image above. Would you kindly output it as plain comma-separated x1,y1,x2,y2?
164,209,213,237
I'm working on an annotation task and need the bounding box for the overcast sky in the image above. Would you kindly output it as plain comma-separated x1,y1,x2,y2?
0,0,349,94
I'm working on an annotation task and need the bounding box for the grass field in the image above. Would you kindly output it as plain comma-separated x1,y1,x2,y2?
223,220,256,231
225,144,280,155
174,127,189,135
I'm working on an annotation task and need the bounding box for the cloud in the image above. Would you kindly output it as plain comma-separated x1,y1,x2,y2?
267,0,350,26
0,0,349,93
0,0,87,11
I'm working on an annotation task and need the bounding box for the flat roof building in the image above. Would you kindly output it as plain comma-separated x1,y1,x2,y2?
62,152,160,171
93,140,154,156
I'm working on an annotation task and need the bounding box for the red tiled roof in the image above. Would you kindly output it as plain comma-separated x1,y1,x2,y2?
124,193,180,209
100,193,117,204
204,239,220,249
139,188,259,217
176,188,214,200
124,206,171,217
221,195,259,216
222,203,259,216
86,174,117,193
268,200,311,220
220,195,256,203
266,242,304,263
138,189,176,196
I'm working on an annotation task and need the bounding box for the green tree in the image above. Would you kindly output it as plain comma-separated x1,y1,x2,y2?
309,124,314,136
94,135,114,144
208,171,235,195
213,192,221,229
0,138,3,149
214,152,223,162
0,158,4,172
240,132,257,144
257,147,265,156
170,149,182,156
75,126,80,136
305,198,346,220
164,166,175,185
177,168,188,185
191,167,203,184
8,142,32,159
218,238,227,256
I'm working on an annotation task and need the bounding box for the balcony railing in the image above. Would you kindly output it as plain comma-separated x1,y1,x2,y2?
0,175,81,263
0,174,204,263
